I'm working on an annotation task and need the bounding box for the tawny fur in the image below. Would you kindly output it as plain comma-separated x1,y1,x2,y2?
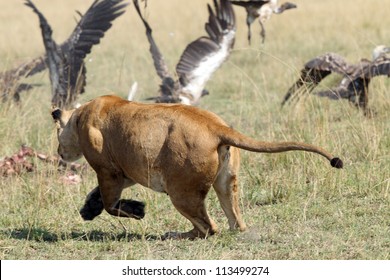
52,95,342,239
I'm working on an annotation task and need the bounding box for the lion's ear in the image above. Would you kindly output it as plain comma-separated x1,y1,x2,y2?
51,107,76,128
51,107,63,128
51,108,62,121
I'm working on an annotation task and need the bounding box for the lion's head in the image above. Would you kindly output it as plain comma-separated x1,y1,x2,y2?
51,108,83,162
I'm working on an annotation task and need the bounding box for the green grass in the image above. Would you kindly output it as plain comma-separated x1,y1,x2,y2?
0,0,389,259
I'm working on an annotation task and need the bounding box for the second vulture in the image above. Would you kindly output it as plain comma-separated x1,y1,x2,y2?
282,45,390,115
134,0,236,105
230,0,297,44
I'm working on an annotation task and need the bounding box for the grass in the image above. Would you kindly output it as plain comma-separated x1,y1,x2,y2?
0,0,389,260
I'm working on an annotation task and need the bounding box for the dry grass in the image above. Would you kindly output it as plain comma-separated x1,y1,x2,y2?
0,0,389,259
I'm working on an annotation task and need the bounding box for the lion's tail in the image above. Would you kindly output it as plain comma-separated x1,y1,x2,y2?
218,126,343,169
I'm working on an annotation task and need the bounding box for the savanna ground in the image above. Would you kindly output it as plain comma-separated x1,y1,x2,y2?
0,0,389,260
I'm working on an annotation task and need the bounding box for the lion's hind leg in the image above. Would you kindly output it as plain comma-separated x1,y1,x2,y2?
163,187,217,240
213,146,246,232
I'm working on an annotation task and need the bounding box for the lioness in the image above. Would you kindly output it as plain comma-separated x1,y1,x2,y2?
52,95,342,239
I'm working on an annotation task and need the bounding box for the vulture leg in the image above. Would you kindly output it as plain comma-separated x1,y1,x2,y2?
247,21,252,45
259,20,266,43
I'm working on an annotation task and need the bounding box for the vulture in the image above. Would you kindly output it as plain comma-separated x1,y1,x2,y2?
230,0,296,44
25,0,128,109
133,0,236,105
0,55,45,103
281,45,390,114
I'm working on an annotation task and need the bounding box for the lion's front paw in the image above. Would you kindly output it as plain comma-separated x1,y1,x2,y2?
80,188,104,221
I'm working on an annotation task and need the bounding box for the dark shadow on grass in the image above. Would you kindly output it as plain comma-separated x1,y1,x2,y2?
1,228,160,243
68,230,160,242
6,228,59,242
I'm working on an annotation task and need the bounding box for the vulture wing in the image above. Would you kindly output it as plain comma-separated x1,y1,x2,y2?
0,56,46,80
175,0,236,103
282,52,353,106
324,57,390,109
61,0,128,97
300,58,389,111
2,0,127,104
133,0,170,80
25,0,67,107
230,1,270,8
0,56,45,100
357,56,390,79
26,0,127,108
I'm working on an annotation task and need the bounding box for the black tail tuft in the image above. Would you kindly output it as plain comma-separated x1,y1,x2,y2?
330,157,343,169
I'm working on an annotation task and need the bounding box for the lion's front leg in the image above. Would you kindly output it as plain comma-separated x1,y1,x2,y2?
80,184,146,221
98,171,146,219
80,186,104,220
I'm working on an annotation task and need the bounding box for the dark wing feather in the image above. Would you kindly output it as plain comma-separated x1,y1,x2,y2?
296,58,388,111
3,0,127,90
133,0,170,79
26,0,127,108
282,53,353,106
175,0,236,99
205,4,222,42
63,0,128,96
63,0,128,58
25,0,67,107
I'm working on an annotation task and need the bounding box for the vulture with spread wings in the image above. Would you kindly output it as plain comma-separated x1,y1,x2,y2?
25,0,128,108
230,0,296,44
133,0,236,105
281,45,390,114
